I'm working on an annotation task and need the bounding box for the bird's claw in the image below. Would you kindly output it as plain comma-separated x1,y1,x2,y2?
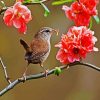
44,69,49,77
22,73,27,82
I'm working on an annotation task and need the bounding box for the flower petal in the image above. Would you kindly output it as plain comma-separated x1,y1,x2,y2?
18,22,27,33
3,8,14,26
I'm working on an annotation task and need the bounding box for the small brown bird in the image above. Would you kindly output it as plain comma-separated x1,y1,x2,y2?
20,27,58,79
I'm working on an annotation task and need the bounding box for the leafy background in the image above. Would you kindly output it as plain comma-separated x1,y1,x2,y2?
0,0,100,100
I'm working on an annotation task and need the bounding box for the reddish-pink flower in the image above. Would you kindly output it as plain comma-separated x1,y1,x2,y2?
3,2,32,34
16,0,24,2
62,0,99,26
55,26,98,64
79,0,99,15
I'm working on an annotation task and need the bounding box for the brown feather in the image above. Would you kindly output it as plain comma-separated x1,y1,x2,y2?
20,39,31,52
29,38,50,63
30,38,49,54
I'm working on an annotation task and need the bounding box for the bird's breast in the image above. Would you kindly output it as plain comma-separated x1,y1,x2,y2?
26,38,51,64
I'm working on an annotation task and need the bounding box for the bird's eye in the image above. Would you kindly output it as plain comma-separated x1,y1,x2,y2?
45,29,50,33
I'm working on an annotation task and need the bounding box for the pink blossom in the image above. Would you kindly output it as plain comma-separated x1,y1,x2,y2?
55,26,98,64
3,2,32,34
62,0,99,26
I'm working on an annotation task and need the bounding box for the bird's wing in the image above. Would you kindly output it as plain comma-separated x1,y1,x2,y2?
30,38,49,59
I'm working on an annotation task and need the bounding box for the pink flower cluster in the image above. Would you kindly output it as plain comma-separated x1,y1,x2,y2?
55,26,98,64
3,2,32,34
62,0,99,26
55,0,99,64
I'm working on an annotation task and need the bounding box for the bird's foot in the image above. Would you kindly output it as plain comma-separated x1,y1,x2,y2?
22,73,27,82
44,69,49,77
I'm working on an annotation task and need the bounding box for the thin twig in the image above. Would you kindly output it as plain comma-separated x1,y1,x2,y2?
0,7,7,15
0,57,11,84
0,61,100,96
23,0,47,5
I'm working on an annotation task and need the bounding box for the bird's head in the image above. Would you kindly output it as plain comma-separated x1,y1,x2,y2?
34,27,59,40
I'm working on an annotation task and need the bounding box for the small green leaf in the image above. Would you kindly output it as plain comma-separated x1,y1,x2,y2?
40,3,50,17
93,15,100,24
52,0,75,5
52,1,68,5
89,17,93,29
54,67,62,76
23,0,41,4
23,0,31,3
1,1,6,8
31,0,40,2
24,0,29,1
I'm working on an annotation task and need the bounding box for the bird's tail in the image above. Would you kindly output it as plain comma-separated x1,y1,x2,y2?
20,39,31,52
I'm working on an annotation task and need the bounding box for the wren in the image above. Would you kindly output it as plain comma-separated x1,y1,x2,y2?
20,27,58,80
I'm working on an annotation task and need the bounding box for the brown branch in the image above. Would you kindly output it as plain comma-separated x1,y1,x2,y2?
0,7,7,15
0,0,48,15
0,57,11,84
0,61,100,96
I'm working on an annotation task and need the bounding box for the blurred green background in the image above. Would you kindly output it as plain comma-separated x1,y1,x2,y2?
0,0,100,100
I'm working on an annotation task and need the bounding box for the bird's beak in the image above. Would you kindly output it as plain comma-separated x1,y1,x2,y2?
52,29,59,35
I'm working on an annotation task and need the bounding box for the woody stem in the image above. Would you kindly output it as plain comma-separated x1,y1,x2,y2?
0,57,11,84
0,61,100,96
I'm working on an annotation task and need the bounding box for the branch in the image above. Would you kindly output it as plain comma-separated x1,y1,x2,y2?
0,0,48,15
23,0,47,5
0,61,100,96
0,57,11,84
0,7,7,15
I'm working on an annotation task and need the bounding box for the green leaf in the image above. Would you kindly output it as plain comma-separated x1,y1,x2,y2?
52,0,75,5
23,0,40,4
89,17,93,29
23,0,31,3
40,3,50,17
93,15,100,24
54,67,62,76
31,0,40,2
1,1,6,8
